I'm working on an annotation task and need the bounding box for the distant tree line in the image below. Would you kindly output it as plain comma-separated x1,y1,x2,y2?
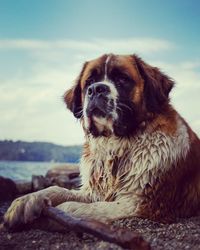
0,140,82,163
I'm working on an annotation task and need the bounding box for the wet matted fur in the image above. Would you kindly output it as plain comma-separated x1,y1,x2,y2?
3,54,200,229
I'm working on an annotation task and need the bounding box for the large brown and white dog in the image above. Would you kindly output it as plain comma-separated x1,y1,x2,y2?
3,54,200,229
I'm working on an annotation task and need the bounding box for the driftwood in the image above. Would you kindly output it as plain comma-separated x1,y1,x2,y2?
43,206,150,250
15,179,32,194
46,164,80,189
45,164,79,179
32,175,52,191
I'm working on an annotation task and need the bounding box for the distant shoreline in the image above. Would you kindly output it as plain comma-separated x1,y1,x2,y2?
0,140,82,162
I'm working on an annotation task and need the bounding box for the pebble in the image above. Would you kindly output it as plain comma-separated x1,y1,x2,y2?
1,201,200,250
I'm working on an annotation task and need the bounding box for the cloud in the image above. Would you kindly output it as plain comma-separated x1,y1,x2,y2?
0,45,88,145
0,77,84,145
0,38,174,54
0,37,199,145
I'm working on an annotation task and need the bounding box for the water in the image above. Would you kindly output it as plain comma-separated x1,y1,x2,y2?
0,161,58,181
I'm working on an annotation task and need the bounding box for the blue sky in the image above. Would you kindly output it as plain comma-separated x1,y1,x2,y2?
1,0,200,42
0,0,200,145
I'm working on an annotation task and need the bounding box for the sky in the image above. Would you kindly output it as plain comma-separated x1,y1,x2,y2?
0,0,200,145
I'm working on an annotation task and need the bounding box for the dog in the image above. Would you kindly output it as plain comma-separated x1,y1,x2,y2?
3,54,200,229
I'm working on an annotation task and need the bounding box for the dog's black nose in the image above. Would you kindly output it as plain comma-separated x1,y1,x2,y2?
87,83,110,98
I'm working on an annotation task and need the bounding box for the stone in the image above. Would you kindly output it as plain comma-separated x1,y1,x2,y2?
0,176,17,201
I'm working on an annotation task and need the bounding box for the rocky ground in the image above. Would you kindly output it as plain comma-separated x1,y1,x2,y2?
1,201,200,250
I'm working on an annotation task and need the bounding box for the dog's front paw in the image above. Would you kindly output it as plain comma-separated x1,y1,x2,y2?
3,193,51,229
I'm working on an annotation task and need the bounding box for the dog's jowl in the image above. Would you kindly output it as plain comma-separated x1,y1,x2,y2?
4,54,200,229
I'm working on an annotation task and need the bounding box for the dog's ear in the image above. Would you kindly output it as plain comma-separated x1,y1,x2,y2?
133,55,174,113
63,62,88,118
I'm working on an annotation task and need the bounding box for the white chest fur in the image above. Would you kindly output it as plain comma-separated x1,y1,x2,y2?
79,117,190,202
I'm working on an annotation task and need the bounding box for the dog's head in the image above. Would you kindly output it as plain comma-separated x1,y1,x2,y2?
64,54,174,137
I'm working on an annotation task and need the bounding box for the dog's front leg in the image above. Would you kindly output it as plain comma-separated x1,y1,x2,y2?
56,199,137,223
3,186,90,229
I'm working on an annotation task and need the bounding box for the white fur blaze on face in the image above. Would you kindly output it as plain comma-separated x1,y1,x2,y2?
104,80,118,100
104,55,111,81
104,80,118,121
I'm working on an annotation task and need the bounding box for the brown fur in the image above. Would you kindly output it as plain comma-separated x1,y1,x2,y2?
138,127,200,222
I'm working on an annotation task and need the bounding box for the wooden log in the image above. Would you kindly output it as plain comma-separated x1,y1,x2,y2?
32,175,51,191
45,164,79,179
43,207,150,250
15,179,32,194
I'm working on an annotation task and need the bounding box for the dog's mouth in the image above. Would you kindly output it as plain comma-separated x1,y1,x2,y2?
87,107,107,118
86,96,114,117
84,99,138,137
84,100,116,137
86,115,114,137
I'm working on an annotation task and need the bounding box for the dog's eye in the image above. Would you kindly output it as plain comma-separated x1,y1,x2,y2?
116,75,133,88
85,69,99,88
85,77,95,87
118,75,129,84
111,69,133,88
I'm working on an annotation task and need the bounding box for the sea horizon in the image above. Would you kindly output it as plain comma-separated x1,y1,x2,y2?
0,160,72,181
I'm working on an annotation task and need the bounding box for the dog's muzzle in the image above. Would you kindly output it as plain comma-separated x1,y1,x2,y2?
86,82,114,117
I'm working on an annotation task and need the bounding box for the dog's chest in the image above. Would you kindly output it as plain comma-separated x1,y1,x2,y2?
80,137,130,201
83,136,154,201
89,150,125,201
80,125,189,202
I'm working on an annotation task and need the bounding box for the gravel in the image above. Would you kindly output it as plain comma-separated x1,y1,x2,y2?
1,201,200,250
